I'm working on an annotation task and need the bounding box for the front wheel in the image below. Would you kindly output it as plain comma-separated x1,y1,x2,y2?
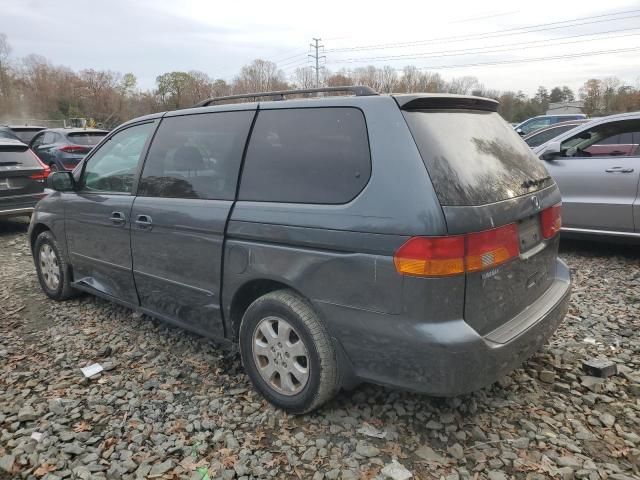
239,290,339,414
34,231,76,300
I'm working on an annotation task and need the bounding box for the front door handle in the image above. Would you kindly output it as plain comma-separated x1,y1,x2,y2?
135,214,153,230
110,211,125,225
605,166,634,173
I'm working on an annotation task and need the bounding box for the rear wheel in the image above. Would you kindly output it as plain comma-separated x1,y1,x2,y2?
34,231,76,300
239,290,339,413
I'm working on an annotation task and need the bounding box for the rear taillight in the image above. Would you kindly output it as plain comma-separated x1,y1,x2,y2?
394,223,520,277
465,223,519,273
541,203,562,239
29,151,50,181
393,236,465,277
59,145,89,154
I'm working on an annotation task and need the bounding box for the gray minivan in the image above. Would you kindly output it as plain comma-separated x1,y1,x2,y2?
29,87,571,413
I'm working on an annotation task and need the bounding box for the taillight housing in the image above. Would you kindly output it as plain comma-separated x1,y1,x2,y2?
29,151,51,181
394,223,520,277
59,145,89,154
541,203,562,239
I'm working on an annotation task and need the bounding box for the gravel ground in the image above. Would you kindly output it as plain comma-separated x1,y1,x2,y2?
1,217,639,480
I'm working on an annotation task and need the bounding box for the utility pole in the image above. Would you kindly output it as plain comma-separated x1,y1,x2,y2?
309,38,325,88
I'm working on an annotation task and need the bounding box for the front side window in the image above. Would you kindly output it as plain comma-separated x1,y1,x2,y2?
30,133,45,148
137,111,254,200
239,108,371,204
560,120,640,158
81,122,154,193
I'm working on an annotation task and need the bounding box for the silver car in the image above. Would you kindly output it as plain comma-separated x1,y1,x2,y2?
534,112,640,239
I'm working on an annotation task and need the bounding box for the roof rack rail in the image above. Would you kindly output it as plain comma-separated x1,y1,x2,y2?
195,85,378,107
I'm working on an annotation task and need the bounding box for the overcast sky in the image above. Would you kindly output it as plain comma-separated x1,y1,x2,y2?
2,0,640,95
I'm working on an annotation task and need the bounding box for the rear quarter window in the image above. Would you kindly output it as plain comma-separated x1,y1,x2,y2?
239,107,371,204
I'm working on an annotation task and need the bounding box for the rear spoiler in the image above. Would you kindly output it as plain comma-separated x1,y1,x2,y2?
394,94,499,112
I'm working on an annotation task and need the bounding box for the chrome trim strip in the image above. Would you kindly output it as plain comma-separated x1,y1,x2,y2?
562,227,640,238
0,207,35,216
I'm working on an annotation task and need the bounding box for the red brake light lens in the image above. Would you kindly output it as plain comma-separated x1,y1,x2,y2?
541,203,562,239
59,145,89,154
29,151,50,181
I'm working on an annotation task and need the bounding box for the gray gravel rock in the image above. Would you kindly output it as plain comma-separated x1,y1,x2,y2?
1,220,638,480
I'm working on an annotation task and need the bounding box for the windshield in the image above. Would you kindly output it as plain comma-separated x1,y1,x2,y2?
403,110,553,206
526,124,578,147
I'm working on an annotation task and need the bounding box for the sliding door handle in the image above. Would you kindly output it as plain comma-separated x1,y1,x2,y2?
135,214,153,229
110,211,125,225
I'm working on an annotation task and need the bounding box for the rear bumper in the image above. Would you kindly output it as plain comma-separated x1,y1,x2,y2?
0,193,46,217
320,258,571,395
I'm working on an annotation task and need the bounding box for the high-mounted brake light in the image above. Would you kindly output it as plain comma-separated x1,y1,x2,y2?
394,223,520,277
541,203,562,239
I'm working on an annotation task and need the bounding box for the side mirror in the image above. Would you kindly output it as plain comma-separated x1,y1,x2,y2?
516,128,523,135
46,171,75,191
540,140,562,161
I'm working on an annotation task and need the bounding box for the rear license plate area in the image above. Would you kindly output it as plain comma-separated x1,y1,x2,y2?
518,215,542,253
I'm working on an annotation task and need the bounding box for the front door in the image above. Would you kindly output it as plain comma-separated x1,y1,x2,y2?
546,120,640,232
130,109,255,337
64,121,156,304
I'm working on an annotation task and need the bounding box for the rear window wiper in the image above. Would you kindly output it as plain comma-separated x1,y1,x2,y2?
0,161,21,166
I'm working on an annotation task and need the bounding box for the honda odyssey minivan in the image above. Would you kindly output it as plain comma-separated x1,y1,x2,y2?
29,87,571,413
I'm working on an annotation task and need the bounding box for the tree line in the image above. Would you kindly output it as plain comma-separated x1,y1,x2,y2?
1,33,639,129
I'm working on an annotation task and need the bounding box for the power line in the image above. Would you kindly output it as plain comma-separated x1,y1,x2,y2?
383,46,640,72
326,28,640,65
309,38,326,88
326,9,640,53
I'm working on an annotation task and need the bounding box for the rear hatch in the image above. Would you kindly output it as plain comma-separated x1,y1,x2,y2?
399,96,561,336
0,144,48,201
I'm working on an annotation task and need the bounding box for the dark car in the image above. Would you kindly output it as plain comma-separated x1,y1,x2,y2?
523,119,589,148
29,128,108,171
0,138,50,218
29,87,571,413
0,126,22,141
9,125,47,144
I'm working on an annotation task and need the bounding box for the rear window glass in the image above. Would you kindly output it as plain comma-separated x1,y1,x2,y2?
0,146,41,167
68,132,107,146
239,108,371,204
403,110,553,206
12,129,44,143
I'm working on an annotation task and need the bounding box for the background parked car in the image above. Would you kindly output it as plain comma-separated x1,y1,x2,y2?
523,119,589,148
0,126,22,141
534,112,640,238
0,138,49,218
29,128,108,171
515,114,587,136
8,125,47,144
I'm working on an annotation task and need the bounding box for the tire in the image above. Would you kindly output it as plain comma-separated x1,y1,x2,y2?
49,163,59,172
34,231,76,300
239,290,339,414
